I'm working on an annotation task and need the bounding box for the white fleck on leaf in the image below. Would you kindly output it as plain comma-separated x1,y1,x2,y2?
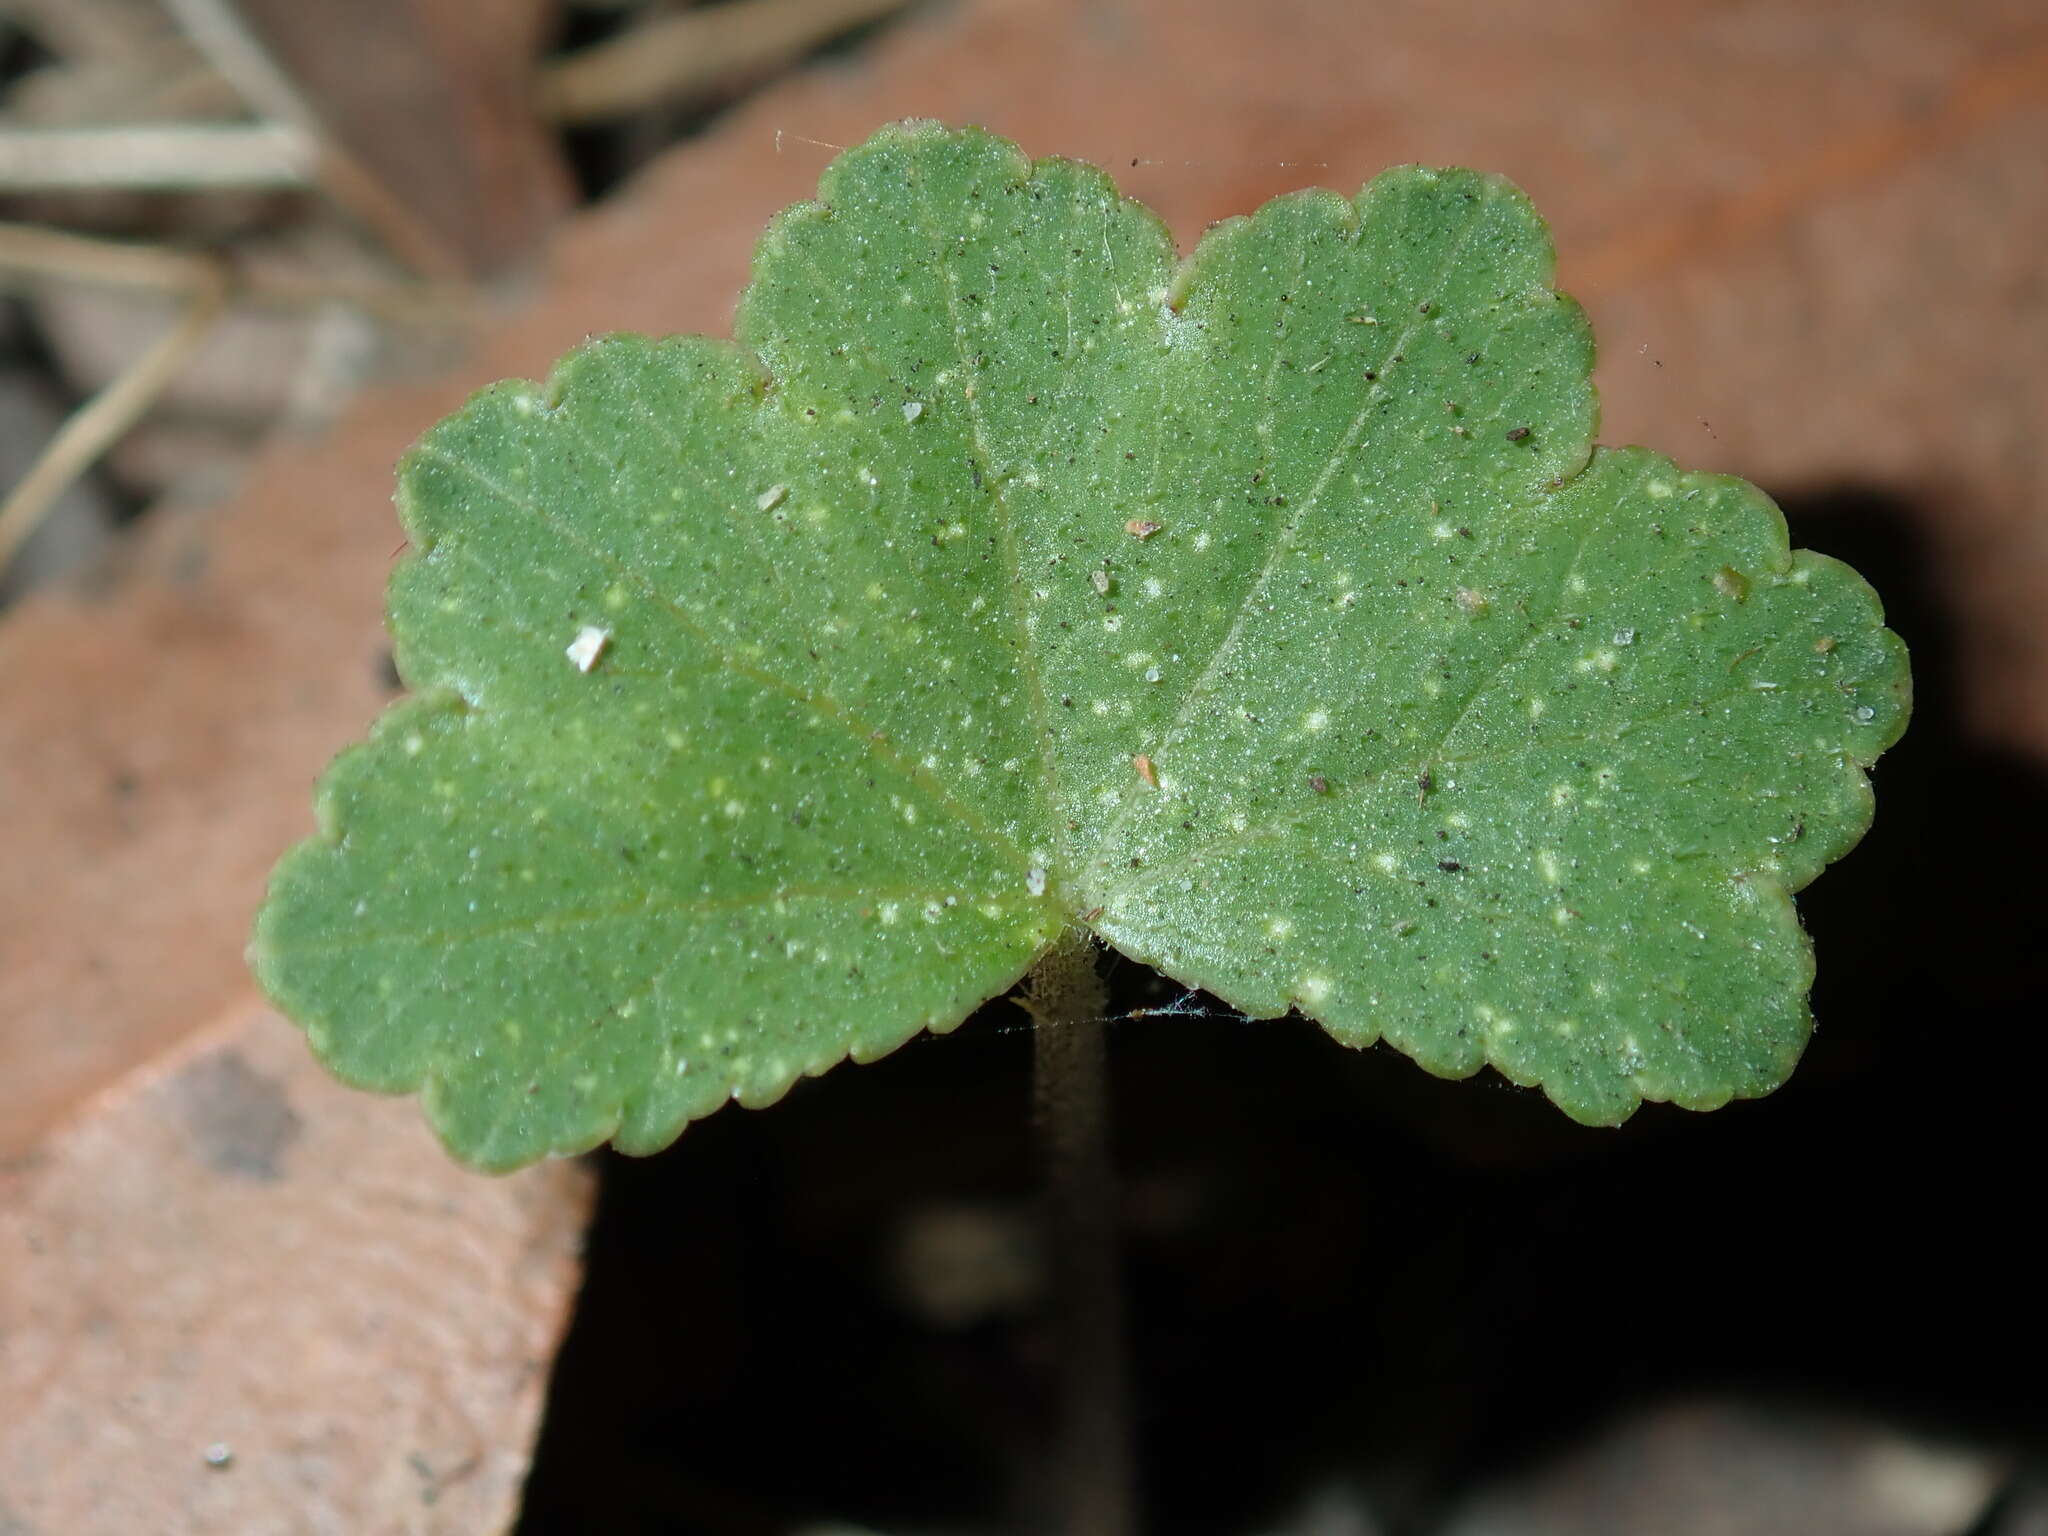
565,626,610,672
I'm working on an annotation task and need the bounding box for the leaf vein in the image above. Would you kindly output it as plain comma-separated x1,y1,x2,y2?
413,441,1029,867
905,155,1064,851
1093,190,1501,858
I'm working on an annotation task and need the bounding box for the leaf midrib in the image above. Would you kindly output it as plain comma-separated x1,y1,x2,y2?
905,153,1066,864
1078,184,1506,880
414,440,1036,880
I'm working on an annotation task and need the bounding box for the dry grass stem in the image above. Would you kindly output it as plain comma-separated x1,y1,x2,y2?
156,0,468,278
0,274,227,574
540,0,913,124
0,123,314,190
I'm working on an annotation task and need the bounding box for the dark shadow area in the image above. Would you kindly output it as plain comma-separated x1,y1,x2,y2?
551,2,926,204
519,486,2048,1535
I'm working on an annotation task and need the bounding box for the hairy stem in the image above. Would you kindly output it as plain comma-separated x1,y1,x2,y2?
1026,929,1136,1536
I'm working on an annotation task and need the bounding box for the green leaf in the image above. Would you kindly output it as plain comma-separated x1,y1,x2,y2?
252,121,1909,1171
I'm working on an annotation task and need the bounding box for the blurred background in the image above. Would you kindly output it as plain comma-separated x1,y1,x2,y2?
3,1,2045,1531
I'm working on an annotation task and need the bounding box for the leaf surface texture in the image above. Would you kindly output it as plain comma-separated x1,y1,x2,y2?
253,124,1908,1169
